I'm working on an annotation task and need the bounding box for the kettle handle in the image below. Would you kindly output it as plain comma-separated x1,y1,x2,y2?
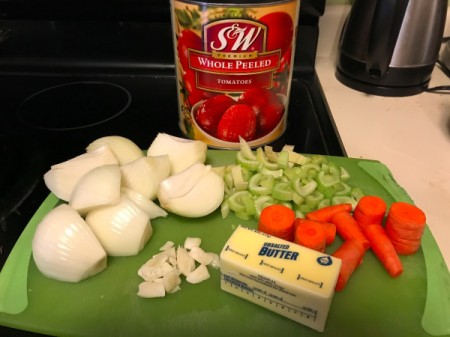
366,0,409,78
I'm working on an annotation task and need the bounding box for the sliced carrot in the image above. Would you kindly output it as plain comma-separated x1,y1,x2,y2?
330,211,370,250
385,221,424,240
389,238,421,255
385,202,426,255
294,219,327,252
332,239,366,291
387,202,426,229
322,221,337,246
295,218,336,246
306,203,353,222
362,224,403,278
353,195,387,229
258,204,296,241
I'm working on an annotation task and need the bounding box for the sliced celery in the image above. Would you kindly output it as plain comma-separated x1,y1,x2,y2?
236,151,262,172
248,173,275,196
271,182,294,201
219,138,364,220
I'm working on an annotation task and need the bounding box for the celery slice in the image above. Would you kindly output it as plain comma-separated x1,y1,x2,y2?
292,179,317,197
236,152,262,172
306,190,325,208
271,182,294,201
248,173,274,196
276,151,289,169
239,136,256,160
317,171,339,188
333,181,352,196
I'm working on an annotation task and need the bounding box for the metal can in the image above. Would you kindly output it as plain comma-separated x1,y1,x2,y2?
170,0,301,148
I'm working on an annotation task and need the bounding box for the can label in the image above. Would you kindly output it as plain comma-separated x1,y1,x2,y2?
171,0,301,148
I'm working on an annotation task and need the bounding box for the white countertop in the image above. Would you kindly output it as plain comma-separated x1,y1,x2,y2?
316,5,450,269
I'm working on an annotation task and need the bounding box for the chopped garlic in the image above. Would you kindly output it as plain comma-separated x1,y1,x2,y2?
137,237,220,299
138,281,166,298
189,246,213,265
184,237,201,250
186,264,210,284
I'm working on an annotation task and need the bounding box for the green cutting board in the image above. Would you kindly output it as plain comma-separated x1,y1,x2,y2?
0,150,449,337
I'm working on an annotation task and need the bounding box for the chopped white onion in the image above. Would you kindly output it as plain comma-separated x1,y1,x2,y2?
121,187,168,219
186,264,210,284
69,164,121,215
32,204,107,283
44,145,118,201
121,155,170,200
85,194,153,256
157,163,225,217
147,133,207,174
86,135,144,165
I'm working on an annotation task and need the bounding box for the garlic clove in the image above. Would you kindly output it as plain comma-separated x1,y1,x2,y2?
69,164,121,215
184,237,202,250
120,155,170,200
147,133,207,174
44,145,118,201
138,281,166,298
186,264,210,284
176,246,196,277
32,204,107,283
85,194,153,256
86,135,144,165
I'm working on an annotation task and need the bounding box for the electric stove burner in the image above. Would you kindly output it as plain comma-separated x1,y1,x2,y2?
18,81,132,131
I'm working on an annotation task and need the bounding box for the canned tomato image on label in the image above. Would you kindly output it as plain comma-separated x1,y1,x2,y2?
171,0,301,148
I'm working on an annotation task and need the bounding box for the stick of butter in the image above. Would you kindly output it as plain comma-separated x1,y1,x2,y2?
219,225,342,332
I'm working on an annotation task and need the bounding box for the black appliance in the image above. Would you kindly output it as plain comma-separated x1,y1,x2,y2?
0,1,344,335
336,0,448,97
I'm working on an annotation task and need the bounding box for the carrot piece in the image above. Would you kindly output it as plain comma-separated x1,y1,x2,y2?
322,221,337,246
306,203,353,222
332,239,366,291
387,202,426,229
295,218,336,246
330,211,370,250
294,219,327,252
362,224,403,278
353,195,387,229
389,238,421,255
258,204,296,241
384,202,426,255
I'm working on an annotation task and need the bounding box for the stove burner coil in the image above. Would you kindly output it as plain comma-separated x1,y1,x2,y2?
17,81,132,131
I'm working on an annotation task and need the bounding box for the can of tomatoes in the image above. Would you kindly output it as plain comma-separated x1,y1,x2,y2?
171,0,301,148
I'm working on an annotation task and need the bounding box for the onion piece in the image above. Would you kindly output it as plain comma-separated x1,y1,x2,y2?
157,163,225,217
69,164,121,215
121,155,170,200
121,187,168,219
85,194,153,256
147,133,207,174
44,145,118,201
86,135,144,165
32,204,107,283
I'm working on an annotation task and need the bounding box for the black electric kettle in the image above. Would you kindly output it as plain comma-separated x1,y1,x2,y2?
336,0,448,96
